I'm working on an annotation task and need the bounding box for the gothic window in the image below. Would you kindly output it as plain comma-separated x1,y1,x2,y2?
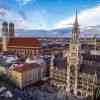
70,65,75,73
77,91,81,96
70,89,74,95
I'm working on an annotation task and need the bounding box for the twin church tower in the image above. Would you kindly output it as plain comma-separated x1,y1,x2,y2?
2,22,15,51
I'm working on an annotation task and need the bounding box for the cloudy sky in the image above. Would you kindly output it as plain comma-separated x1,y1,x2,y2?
0,0,100,30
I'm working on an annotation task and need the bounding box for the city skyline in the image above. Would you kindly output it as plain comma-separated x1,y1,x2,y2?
0,1,99,99
0,0,100,30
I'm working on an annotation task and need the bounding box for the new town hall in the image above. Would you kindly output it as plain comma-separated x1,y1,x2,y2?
50,12,97,98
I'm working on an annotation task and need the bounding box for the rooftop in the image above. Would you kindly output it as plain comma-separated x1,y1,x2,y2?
13,63,41,72
82,53,100,62
7,37,41,47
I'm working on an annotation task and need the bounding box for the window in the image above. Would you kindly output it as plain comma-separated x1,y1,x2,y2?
71,53,76,56
77,91,81,96
70,65,75,73
70,89,74,95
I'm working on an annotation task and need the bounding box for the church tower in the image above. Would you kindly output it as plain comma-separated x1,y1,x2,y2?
9,22,15,38
2,21,8,52
67,10,80,95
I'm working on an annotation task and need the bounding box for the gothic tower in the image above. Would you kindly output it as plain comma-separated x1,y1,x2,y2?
9,22,15,38
67,10,80,95
2,21,8,52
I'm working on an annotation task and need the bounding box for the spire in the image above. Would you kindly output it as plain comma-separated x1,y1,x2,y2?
75,9,78,26
72,9,80,42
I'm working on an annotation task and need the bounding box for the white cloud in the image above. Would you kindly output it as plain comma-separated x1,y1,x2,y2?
0,8,34,30
0,8,48,30
16,0,35,5
55,5,100,29
25,9,48,29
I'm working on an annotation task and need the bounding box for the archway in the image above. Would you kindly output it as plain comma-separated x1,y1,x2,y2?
94,87,100,100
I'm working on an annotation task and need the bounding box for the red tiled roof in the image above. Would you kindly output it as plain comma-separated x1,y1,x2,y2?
14,63,40,72
8,37,40,47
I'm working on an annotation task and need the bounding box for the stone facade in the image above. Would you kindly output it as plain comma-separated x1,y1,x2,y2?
50,11,97,98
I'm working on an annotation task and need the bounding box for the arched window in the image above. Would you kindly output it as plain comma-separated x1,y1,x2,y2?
70,89,74,95
77,91,81,96
70,65,75,73
94,87,100,100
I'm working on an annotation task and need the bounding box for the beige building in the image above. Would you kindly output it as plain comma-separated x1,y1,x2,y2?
0,65,6,75
9,63,46,88
50,11,97,98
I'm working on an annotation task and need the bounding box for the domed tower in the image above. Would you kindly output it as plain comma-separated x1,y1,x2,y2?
9,22,15,38
2,21,8,52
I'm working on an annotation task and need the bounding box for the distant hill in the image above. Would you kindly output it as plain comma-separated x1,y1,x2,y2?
16,28,72,37
16,25,100,37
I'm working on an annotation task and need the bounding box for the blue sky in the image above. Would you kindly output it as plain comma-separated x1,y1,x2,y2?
0,0,100,29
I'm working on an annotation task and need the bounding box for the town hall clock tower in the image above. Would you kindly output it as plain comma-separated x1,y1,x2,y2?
67,10,80,95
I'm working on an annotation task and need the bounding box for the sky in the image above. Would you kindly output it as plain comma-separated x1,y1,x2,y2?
0,0,100,30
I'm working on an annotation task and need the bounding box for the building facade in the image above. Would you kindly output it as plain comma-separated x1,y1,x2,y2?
9,63,46,88
0,22,41,58
50,11,97,98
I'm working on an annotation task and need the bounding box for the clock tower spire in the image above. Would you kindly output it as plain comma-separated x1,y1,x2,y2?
67,9,80,95
72,9,80,43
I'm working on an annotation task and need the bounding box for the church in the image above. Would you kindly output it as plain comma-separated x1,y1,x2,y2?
50,11,97,98
0,21,41,58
